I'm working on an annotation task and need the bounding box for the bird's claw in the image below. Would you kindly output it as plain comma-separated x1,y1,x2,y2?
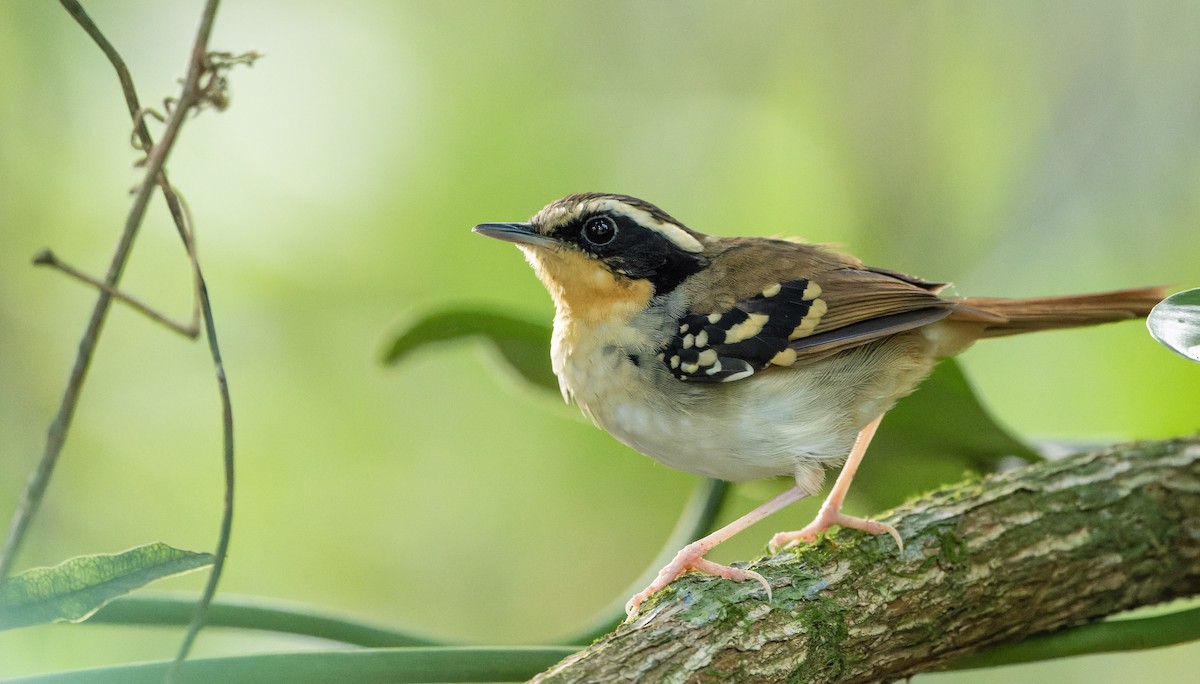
769,510,903,553
624,544,772,621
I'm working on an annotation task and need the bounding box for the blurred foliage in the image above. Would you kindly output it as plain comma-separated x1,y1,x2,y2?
1,1,1199,681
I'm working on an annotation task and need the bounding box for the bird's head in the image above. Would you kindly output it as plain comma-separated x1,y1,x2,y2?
473,194,711,323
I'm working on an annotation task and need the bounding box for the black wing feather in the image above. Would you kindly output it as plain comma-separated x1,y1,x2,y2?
660,279,822,382
658,277,949,383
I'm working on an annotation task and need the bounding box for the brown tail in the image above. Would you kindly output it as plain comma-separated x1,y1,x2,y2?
951,286,1167,338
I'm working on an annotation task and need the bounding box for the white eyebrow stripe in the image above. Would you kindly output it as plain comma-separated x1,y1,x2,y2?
572,198,705,253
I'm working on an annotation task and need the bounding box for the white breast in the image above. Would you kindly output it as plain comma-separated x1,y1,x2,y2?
555,319,937,485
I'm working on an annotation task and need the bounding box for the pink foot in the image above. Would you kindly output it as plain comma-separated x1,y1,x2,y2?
625,541,771,621
769,508,902,553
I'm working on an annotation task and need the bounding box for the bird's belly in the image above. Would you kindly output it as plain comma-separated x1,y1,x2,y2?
600,402,800,481
578,369,862,483
555,325,934,484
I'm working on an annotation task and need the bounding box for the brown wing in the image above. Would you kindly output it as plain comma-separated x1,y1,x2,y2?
663,239,956,382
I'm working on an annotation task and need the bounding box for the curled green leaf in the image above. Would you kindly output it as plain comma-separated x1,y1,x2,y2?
1147,288,1200,363
0,543,213,631
383,307,556,391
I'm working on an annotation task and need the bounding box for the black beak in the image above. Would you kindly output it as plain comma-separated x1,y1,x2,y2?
472,222,559,248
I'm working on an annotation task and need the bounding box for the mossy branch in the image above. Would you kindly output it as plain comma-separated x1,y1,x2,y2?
533,437,1200,683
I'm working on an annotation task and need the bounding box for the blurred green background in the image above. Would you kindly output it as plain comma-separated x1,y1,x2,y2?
1,1,1198,681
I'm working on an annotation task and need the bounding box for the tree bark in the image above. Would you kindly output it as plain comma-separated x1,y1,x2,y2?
532,437,1200,683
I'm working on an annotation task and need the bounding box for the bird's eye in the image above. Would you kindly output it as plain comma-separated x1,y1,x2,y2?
582,216,618,246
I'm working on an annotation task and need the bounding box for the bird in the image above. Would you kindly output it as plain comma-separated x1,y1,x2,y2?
472,192,1164,620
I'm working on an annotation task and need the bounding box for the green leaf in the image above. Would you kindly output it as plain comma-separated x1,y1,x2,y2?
1147,288,1200,363
0,646,578,684
0,543,214,630
854,358,1040,510
383,307,556,391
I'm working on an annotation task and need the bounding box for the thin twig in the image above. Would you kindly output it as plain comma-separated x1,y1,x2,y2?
0,0,179,579
0,0,207,576
58,0,152,141
173,272,235,680
135,3,237,679
57,0,205,336
5,2,238,682
32,249,199,338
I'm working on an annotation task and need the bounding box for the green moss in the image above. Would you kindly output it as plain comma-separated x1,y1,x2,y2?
856,531,903,566
935,527,970,574
673,569,772,627
714,595,750,629
787,595,850,682
1070,486,1179,561
898,470,989,510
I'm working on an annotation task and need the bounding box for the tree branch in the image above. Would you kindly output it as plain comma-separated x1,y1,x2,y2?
533,437,1200,683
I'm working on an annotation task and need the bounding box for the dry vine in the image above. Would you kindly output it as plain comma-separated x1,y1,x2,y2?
1,0,254,677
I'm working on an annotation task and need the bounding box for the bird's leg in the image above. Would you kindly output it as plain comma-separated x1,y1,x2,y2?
625,484,809,621
768,414,902,552
624,415,901,620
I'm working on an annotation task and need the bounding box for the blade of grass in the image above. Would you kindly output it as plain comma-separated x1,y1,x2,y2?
947,605,1200,670
0,647,579,684
87,592,443,648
